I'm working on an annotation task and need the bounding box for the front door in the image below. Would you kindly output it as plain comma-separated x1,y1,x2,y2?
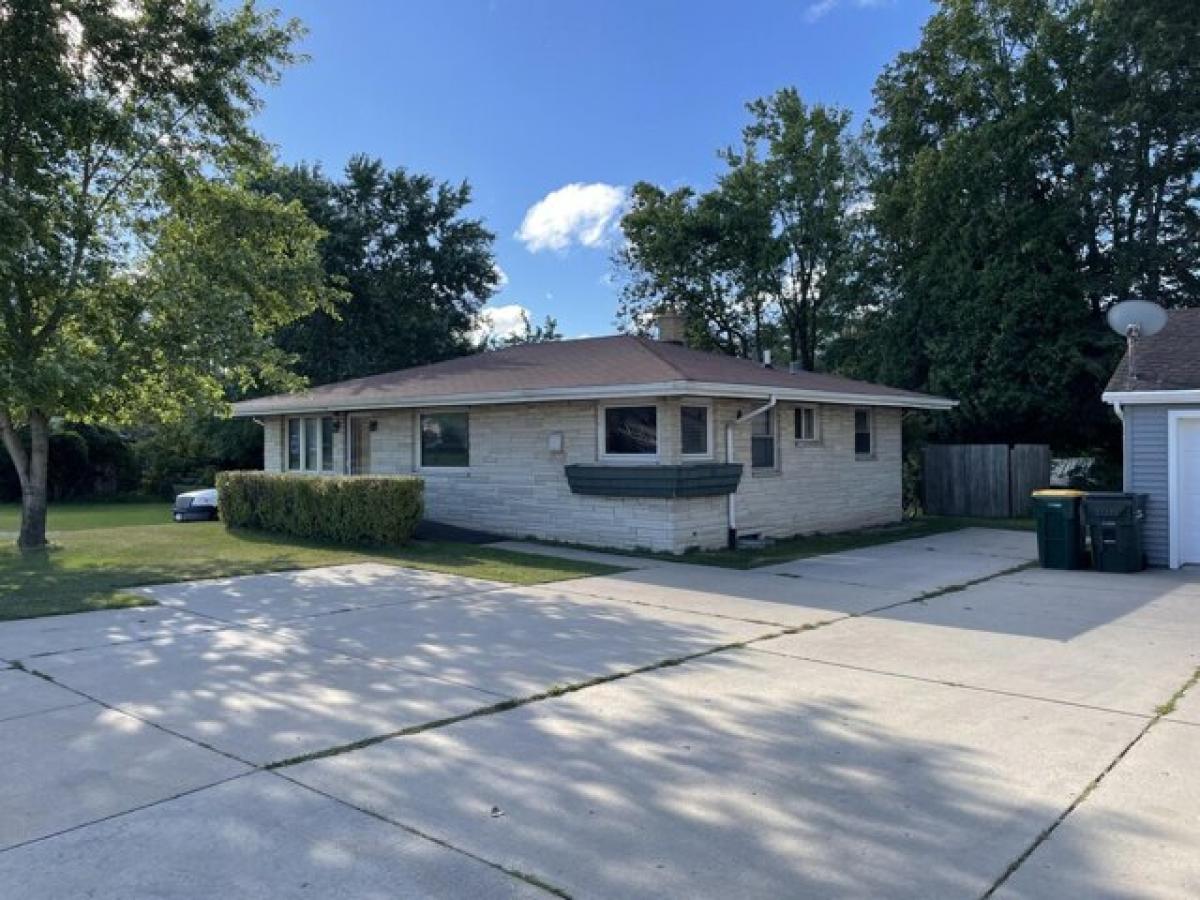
349,417,372,475
1178,418,1200,566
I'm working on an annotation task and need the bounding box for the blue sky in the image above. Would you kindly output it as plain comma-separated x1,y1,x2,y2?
253,0,934,339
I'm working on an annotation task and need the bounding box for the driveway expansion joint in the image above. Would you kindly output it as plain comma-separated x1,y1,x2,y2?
746,647,1157,721
980,663,1200,898
0,771,256,856
19,663,259,770
263,558,1039,770
270,769,571,898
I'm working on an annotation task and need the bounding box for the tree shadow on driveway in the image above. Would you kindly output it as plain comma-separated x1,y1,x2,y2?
287,648,1154,900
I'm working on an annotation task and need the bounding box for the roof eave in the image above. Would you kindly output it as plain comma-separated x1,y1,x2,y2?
233,380,958,417
1102,388,1200,405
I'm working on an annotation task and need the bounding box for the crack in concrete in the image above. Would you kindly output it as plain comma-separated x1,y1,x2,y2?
980,664,1200,898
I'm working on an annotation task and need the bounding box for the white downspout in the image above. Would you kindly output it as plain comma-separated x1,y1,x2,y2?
725,394,776,549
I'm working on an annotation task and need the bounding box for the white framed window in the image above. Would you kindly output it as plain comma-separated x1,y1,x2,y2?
320,417,335,471
286,418,301,470
680,402,712,458
600,404,658,461
794,405,819,443
854,408,874,458
304,418,318,470
420,411,470,469
287,415,335,472
751,409,777,470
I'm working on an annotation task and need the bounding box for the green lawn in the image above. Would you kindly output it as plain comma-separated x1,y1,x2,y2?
0,500,171,533
543,515,1036,570
0,502,622,622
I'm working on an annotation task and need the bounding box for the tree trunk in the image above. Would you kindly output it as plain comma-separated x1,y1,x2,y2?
0,409,49,551
19,411,49,550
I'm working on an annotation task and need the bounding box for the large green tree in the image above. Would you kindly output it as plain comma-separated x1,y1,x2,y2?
617,182,770,358
253,157,500,384
835,0,1199,449
617,89,864,368
0,1,338,549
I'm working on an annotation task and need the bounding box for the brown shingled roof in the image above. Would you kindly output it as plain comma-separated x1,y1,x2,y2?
1106,309,1200,392
233,335,954,415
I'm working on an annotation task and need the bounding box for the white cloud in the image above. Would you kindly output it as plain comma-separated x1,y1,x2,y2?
493,263,509,288
804,0,890,23
473,303,531,344
516,182,628,253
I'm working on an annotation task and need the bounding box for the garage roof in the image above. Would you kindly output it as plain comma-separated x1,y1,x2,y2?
1106,309,1200,394
233,334,956,416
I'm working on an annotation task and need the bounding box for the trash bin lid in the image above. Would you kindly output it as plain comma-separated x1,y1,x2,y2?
1031,489,1086,499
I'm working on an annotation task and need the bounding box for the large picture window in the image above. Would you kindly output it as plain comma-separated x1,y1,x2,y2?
854,409,874,458
421,412,470,468
680,404,710,457
603,405,658,457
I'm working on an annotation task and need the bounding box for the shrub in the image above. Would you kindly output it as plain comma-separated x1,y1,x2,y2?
216,471,423,546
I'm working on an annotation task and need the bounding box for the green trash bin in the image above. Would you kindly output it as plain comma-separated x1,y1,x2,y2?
1031,489,1088,570
1083,492,1148,573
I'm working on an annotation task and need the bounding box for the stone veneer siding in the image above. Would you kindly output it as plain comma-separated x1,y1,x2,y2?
259,398,902,553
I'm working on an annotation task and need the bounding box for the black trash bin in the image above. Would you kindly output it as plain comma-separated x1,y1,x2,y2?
1031,490,1088,570
1083,492,1148,573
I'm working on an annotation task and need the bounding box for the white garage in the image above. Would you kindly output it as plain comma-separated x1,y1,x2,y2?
1104,309,1200,569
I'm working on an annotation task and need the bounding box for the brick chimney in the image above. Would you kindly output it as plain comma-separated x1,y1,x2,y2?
655,309,686,345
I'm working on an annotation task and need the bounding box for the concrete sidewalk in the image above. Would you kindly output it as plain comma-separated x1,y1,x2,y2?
1,527,1197,898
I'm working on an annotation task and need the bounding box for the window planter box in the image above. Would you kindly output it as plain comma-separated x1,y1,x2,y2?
564,463,743,498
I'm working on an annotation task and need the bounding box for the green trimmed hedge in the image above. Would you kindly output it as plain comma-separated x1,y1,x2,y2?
216,471,423,546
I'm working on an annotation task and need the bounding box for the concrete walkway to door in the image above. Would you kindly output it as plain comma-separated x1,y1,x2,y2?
1,527,1198,898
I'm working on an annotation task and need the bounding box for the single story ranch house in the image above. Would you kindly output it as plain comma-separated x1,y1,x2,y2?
1103,308,1200,569
233,322,955,553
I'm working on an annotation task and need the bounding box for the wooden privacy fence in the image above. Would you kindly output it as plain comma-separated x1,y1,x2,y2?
922,444,1051,518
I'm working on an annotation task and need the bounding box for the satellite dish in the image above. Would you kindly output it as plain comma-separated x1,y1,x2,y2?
1107,300,1167,339
1107,300,1168,385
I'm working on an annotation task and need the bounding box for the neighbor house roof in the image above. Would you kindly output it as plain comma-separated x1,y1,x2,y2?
233,335,956,416
1103,309,1200,404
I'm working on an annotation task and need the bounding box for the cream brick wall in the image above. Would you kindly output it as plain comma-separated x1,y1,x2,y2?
713,400,903,549
258,397,903,553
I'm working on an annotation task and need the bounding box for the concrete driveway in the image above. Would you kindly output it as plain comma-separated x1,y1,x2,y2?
2,528,1198,898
